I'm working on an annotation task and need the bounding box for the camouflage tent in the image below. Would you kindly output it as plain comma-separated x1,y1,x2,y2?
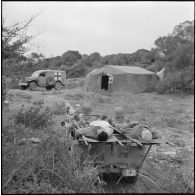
86,65,158,93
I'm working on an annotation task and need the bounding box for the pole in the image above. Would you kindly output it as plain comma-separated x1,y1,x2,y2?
138,144,152,171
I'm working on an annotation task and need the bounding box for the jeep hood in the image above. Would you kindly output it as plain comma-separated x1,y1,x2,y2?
20,76,37,82
25,76,37,82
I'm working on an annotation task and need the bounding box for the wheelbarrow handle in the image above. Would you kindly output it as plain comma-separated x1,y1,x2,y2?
112,126,143,147
82,135,88,145
113,136,124,146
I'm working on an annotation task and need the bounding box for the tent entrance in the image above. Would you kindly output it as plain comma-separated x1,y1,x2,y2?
101,75,109,90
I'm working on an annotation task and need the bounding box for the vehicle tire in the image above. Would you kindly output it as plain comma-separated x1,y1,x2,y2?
20,86,27,90
46,76,55,86
54,81,62,90
46,86,53,90
29,81,37,91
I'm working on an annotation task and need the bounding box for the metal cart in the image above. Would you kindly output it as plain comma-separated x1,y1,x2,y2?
76,133,161,184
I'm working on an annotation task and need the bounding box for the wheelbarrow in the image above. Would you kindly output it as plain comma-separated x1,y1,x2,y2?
76,133,161,184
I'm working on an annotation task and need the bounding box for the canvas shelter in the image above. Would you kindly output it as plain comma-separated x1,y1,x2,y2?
86,65,158,93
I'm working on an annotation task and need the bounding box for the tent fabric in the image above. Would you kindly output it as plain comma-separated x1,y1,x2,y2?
112,65,155,74
89,65,155,75
86,65,158,93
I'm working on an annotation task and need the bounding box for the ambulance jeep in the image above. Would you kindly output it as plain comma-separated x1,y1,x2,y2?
18,70,66,90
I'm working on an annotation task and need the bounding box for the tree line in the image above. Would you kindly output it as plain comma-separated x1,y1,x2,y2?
2,18,194,93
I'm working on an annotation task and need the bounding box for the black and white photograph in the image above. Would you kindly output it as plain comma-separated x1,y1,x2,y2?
1,1,194,193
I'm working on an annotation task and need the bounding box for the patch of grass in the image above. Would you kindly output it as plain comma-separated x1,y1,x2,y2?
51,90,63,95
142,147,194,193
159,149,194,193
137,114,147,122
52,102,67,115
161,117,183,128
188,122,194,133
64,93,85,101
32,99,45,107
66,78,85,89
174,108,184,114
14,92,33,101
127,108,136,115
7,78,20,90
161,166,187,192
93,94,111,104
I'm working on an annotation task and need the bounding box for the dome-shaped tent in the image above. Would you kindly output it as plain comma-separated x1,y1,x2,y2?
85,65,158,93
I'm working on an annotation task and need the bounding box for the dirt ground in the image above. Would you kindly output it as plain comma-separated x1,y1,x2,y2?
5,87,194,193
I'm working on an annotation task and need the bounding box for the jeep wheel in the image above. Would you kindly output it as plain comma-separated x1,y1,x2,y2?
55,81,62,90
29,81,37,91
46,86,53,90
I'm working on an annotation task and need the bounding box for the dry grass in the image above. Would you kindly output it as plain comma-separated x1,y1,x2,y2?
14,101,54,129
52,102,67,115
2,88,194,193
161,117,183,128
174,108,185,114
2,106,104,194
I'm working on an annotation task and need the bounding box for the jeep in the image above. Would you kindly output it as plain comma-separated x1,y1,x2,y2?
18,70,66,90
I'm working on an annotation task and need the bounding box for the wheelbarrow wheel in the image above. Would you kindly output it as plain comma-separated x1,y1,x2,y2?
123,173,139,184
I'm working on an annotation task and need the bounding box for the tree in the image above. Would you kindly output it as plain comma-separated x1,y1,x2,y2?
83,52,101,67
61,50,82,66
2,15,38,61
154,20,194,71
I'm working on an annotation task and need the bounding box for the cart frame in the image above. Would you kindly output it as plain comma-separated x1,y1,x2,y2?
76,134,160,184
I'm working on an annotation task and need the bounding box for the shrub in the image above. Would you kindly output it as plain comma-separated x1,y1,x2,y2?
156,67,194,94
14,101,53,129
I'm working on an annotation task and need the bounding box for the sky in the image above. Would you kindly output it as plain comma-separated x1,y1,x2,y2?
2,1,194,57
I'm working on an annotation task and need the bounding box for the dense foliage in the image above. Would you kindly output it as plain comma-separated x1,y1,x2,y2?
2,19,194,94
156,66,194,94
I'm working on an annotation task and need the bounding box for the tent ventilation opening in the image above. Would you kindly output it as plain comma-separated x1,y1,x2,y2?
101,75,109,90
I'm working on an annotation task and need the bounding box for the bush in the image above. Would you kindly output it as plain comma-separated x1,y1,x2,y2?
14,101,54,129
156,67,194,94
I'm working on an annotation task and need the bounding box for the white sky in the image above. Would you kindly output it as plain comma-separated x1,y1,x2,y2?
2,1,194,57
